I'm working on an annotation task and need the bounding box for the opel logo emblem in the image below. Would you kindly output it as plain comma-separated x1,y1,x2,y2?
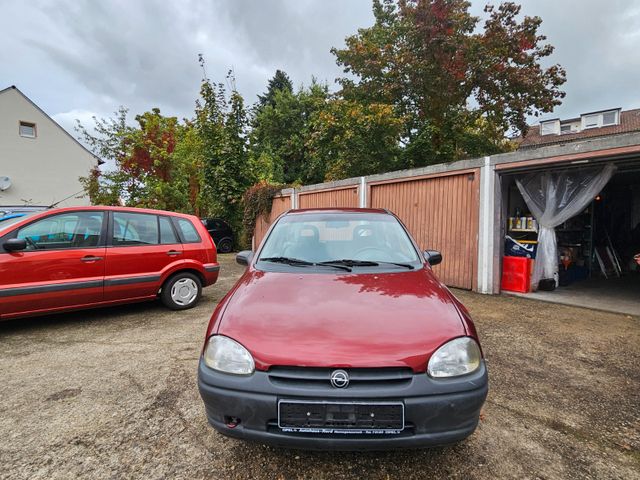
330,369,349,389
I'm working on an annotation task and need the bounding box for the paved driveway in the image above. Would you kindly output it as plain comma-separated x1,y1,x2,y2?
1,254,638,479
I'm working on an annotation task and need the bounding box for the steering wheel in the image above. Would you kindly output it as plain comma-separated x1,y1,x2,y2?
352,246,388,261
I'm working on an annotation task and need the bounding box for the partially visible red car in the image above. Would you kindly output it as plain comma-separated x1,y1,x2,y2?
0,206,219,320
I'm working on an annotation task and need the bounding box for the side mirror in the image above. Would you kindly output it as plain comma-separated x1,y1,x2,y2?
4,238,27,252
236,250,253,266
424,250,442,266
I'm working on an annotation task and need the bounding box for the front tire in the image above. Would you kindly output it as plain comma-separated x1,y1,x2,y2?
161,272,202,310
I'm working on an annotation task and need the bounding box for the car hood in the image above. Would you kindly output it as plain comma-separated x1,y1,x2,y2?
217,268,467,373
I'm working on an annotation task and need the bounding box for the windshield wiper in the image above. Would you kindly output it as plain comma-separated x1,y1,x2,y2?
375,261,414,270
260,256,314,266
260,256,352,272
318,259,414,270
318,259,379,267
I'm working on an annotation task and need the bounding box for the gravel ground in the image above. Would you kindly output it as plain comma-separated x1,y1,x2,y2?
1,254,638,479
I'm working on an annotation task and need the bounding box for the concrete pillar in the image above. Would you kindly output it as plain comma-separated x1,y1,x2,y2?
290,189,297,209
477,156,496,294
359,176,367,208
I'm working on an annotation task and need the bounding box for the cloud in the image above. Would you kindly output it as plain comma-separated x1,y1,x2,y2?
506,0,640,119
1,0,638,135
51,109,99,138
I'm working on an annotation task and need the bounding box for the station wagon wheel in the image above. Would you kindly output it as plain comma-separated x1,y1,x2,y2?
217,238,233,254
161,272,202,310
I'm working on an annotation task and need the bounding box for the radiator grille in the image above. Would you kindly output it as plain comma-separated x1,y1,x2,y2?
268,367,413,390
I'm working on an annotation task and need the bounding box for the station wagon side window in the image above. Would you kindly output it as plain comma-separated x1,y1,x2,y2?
112,212,159,246
16,212,104,250
159,216,179,244
174,218,201,243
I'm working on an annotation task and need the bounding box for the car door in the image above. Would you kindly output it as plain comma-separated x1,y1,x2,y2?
103,211,183,302
0,210,106,318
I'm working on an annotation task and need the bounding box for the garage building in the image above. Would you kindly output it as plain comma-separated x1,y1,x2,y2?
255,108,640,316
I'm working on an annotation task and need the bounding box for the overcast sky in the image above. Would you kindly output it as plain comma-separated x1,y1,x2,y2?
2,0,640,137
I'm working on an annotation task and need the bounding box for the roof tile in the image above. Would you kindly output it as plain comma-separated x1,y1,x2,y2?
518,108,640,149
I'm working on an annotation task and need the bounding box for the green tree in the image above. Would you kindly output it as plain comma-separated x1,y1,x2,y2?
249,81,329,185
257,69,293,109
307,99,404,180
332,0,565,165
195,63,254,230
78,107,189,210
126,109,188,210
216,90,254,228
172,122,206,216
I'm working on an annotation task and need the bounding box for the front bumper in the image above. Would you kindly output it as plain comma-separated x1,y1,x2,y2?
197,359,488,450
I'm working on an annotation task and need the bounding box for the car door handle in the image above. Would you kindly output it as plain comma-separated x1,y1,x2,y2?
166,250,182,256
81,255,103,262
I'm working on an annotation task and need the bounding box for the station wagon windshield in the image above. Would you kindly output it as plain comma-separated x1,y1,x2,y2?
258,213,421,270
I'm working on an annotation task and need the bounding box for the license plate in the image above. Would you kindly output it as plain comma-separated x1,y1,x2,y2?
278,400,404,434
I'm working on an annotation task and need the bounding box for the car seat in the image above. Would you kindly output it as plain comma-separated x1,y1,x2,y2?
72,217,103,248
285,225,328,262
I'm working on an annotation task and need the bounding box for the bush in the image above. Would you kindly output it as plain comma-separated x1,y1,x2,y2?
242,181,287,248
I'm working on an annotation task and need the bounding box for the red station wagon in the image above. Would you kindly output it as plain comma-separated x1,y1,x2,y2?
0,206,219,320
198,208,488,450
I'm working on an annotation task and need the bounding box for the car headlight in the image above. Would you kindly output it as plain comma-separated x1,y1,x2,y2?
427,337,481,378
203,335,255,375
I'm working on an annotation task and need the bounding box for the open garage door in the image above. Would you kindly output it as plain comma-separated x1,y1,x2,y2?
499,159,640,316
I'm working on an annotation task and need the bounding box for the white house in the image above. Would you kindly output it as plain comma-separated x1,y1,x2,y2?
0,85,102,209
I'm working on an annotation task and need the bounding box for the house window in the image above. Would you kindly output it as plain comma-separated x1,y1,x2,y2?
19,121,36,138
540,120,560,136
602,110,618,126
583,114,599,129
582,110,620,129
560,124,572,134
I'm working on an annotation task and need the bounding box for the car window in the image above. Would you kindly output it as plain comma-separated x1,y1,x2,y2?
0,213,36,231
16,212,104,250
202,219,220,230
113,212,158,246
175,218,200,243
258,213,420,265
159,216,178,244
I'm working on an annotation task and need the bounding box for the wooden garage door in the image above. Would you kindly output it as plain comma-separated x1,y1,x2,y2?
298,186,359,209
254,195,291,248
369,170,480,290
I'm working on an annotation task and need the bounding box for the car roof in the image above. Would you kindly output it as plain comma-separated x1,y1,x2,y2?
286,208,390,215
35,205,194,216
0,205,197,234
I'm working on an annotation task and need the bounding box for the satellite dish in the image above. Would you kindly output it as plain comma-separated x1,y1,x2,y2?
0,177,11,191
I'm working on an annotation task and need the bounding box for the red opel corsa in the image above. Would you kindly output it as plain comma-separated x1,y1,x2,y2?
0,206,219,320
198,208,487,450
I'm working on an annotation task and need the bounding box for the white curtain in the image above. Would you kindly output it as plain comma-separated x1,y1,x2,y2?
515,163,616,288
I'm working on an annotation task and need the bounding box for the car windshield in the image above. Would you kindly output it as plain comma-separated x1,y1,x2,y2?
258,212,420,268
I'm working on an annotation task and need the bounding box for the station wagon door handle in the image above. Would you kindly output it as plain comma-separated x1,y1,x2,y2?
166,250,182,256
81,255,104,262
